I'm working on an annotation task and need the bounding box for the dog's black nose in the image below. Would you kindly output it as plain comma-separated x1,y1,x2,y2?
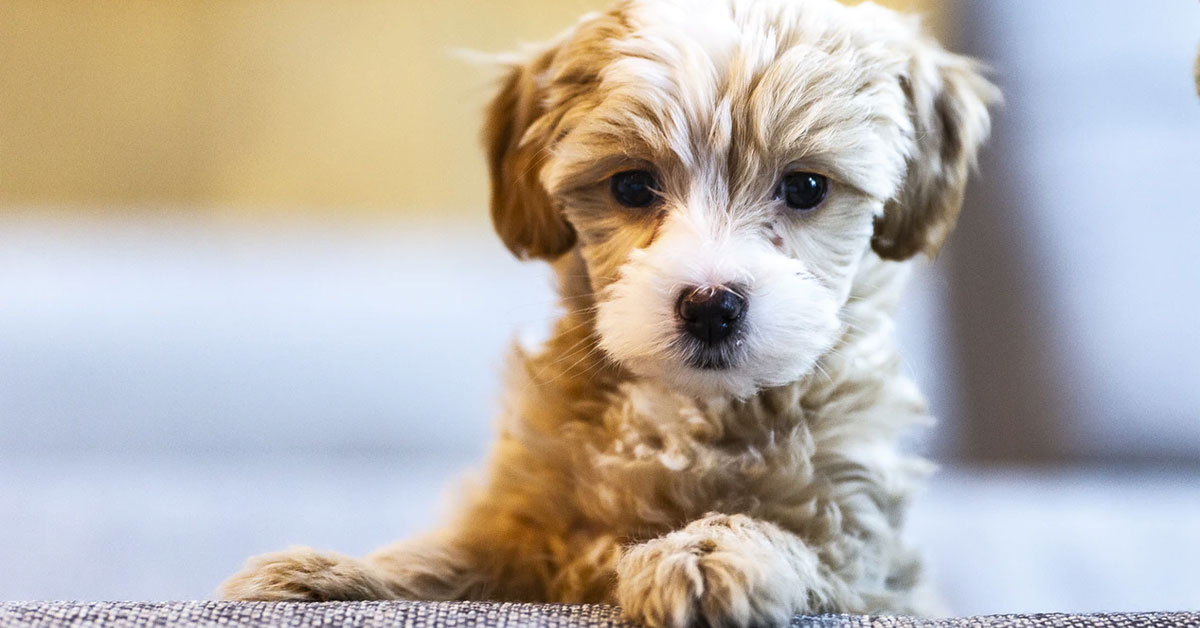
676,286,746,346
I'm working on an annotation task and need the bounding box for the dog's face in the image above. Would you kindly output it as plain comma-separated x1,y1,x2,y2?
485,0,996,398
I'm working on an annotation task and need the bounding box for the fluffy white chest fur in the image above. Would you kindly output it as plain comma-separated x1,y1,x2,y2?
220,1,996,626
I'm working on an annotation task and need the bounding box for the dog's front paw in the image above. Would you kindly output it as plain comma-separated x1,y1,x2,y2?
616,514,823,628
218,546,395,601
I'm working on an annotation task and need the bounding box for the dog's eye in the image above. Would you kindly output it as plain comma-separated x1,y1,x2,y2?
610,170,661,208
777,172,828,211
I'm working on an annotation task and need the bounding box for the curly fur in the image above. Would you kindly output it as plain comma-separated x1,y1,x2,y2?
220,1,997,626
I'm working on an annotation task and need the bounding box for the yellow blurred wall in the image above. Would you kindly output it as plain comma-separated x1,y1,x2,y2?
0,0,942,218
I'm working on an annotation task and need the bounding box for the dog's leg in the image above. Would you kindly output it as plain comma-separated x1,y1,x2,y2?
616,513,847,628
218,534,488,602
217,546,399,601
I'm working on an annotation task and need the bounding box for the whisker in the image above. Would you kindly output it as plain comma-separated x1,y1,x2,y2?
812,361,834,385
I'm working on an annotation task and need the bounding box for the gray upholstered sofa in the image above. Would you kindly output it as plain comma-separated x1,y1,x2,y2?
1,602,1197,628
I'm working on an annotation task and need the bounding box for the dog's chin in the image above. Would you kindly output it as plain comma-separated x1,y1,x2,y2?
615,350,820,401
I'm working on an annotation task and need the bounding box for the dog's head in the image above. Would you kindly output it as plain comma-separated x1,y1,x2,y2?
484,0,997,398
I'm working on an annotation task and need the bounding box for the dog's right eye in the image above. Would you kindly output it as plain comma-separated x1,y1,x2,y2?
610,170,661,208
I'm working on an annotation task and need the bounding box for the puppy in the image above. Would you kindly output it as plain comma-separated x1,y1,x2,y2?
220,0,997,625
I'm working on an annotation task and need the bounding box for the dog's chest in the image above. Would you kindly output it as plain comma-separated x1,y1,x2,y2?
571,381,825,532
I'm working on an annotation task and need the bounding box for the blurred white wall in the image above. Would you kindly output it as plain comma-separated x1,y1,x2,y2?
946,1,1200,463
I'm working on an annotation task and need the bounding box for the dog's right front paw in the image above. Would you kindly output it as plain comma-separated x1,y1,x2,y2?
616,514,823,628
218,546,395,601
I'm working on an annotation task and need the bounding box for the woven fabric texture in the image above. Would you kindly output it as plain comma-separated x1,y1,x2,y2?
1,602,1197,628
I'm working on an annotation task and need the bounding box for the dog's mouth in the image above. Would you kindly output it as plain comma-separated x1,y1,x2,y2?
690,354,734,370
679,341,743,371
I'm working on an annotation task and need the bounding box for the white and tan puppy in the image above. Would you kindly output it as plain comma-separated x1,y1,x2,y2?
220,1,997,625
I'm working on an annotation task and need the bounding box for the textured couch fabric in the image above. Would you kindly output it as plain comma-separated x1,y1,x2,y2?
1,602,1197,628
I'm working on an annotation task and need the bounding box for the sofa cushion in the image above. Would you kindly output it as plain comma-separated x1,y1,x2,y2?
1,602,1197,628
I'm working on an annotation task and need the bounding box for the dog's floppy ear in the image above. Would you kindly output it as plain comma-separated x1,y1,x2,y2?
871,43,999,261
483,49,576,261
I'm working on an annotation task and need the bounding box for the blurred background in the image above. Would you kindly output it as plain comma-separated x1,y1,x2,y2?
2,0,1198,615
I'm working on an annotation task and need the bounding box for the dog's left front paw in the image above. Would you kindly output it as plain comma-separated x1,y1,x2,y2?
218,546,395,601
616,514,823,628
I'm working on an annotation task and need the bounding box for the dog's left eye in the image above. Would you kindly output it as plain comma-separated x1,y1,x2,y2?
610,170,661,208
777,172,828,211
